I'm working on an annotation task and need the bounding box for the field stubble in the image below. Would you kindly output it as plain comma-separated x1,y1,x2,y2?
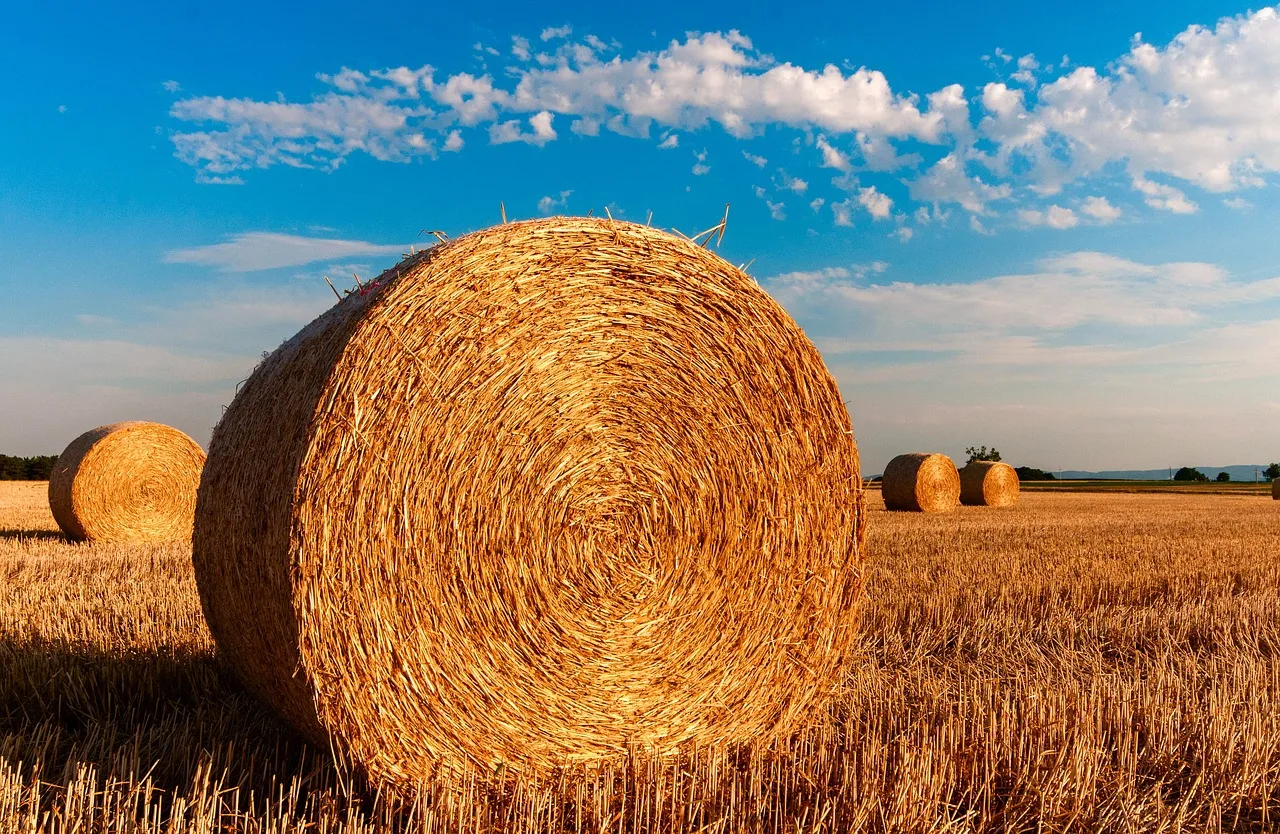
1,481,1279,832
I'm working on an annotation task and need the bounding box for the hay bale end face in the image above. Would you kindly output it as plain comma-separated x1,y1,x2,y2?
48,422,206,542
960,460,1020,507
881,452,960,513
192,217,866,787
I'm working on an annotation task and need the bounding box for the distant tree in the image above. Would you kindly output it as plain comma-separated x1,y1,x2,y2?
1266,463,1280,481
1174,466,1209,483
1216,471,1230,482
0,454,58,480
965,446,1002,465
1014,466,1056,480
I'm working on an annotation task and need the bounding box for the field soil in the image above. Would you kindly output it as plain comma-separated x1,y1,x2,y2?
2,481,1279,832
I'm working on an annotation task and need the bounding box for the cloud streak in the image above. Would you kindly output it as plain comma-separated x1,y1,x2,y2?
164,232,408,272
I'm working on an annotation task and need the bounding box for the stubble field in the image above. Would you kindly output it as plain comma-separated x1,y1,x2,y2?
2,480,1279,832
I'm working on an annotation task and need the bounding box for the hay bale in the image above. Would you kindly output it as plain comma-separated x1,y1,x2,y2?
959,460,1020,507
192,217,866,787
48,422,205,542
881,452,960,512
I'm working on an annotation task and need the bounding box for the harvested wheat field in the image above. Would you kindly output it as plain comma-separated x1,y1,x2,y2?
3,480,1280,832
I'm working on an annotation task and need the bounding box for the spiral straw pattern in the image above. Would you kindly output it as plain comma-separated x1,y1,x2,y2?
959,460,1021,507
192,216,866,787
48,421,206,542
881,452,960,513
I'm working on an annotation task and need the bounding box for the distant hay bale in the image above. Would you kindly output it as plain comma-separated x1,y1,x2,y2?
882,453,960,513
959,461,1020,507
192,216,866,788
48,422,205,542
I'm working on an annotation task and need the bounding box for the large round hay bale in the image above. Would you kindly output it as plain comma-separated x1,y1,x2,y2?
48,421,205,542
192,217,866,787
959,460,1020,507
881,452,960,512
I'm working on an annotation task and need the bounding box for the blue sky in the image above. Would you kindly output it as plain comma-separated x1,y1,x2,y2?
2,0,1278,473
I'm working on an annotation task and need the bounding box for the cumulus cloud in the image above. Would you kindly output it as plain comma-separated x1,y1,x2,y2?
815,135,851,171
858,186,893,219
910,153,1011,213
1017,204,1079,229
775,170,808,193
1079,196,1121,223
976,7,1280,197
537,189,573,214
489,110,557,145
1132,174,1198,213
165,8,1280,236
692,148,710,175
168,30,948,179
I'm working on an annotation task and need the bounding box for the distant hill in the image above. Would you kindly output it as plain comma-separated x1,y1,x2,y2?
1056,465,1271,482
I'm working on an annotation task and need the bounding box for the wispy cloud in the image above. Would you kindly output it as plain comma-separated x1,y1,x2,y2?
164,232,407,272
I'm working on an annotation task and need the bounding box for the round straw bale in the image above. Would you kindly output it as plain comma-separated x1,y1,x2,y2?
48,421,205,542
192,217,866,787
959,460,1020,507
881,452,960,512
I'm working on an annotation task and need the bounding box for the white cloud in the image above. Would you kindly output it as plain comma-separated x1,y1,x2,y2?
164,232,407,272
1079,196,1121,223
1010,53,1040,86
538,189,573,214
814,135,851,171
169,30,949,180
831,198,855,227
162,80,181,93
1132,174,1198,214
1223,196,1252,210
775,170,807,193
858,186,892,219
1017,204,1078,228
692,148,710,176
911,153,1011,213
977,7,1280,199
763,251,1280,472
165,8,1280,235
489,110,558,145
442,129,464,152
766,200,786,220
771,251,1280,333
742,150,767,167
657,132,679,149
892,226,913,242
809,196,825,212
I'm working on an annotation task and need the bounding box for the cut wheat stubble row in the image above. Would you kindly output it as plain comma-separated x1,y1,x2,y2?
192,216,867,789
48,421,205,543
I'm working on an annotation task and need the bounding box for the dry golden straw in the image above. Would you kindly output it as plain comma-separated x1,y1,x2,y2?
882,452,960,513
192,216,866,788
960,460,1021,508
48,422,205,542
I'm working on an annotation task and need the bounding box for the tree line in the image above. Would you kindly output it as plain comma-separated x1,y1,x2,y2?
0,455,58,480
